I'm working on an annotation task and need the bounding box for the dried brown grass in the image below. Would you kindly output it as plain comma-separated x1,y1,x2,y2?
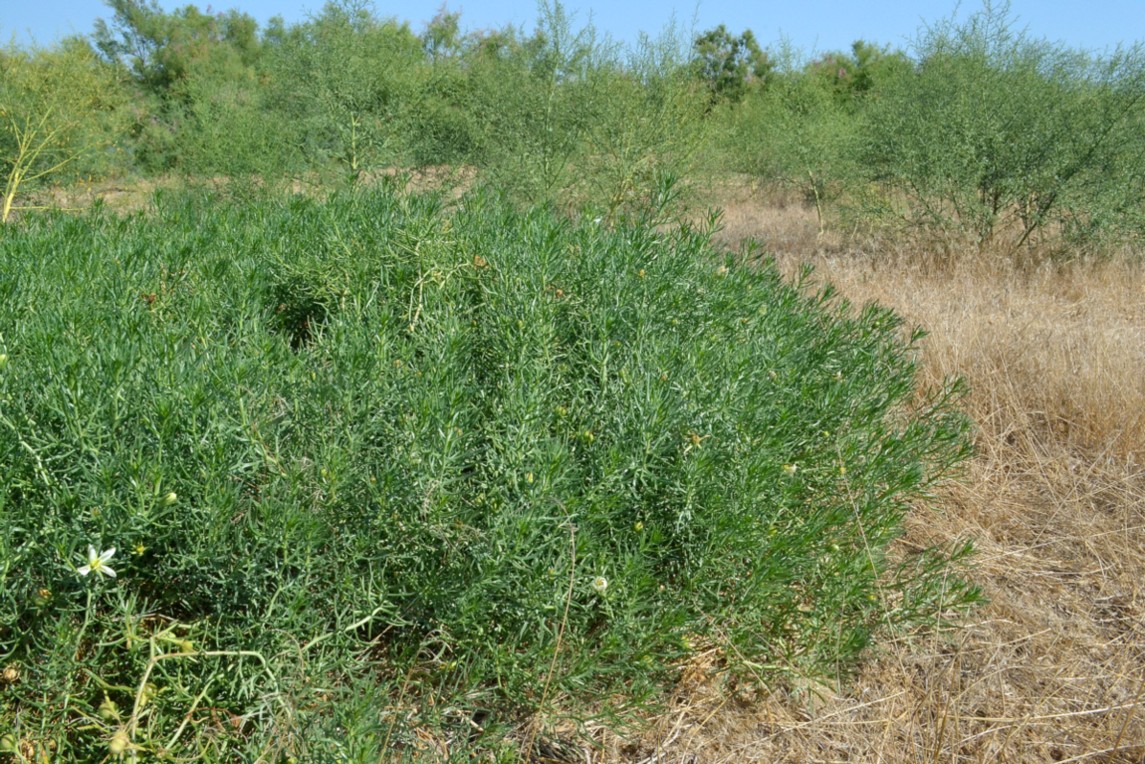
585,183,1145,763
35,165,479,215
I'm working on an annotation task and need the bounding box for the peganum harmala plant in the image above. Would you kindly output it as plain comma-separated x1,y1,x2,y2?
0,187,978,760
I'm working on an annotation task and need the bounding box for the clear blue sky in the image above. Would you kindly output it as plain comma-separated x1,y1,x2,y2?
4,0,1141,56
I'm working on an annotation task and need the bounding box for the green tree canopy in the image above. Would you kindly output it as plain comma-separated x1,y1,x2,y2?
1,37,128,222
262,0,425,182
861,3,1145,254
691,24,771,104
93,0,261,99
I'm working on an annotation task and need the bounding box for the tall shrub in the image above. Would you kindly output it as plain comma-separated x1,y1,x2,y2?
0,39,127,222
92,0,267,174
465,3,602,206
860,2,1145,257
716,55,859,232
262,1,425,184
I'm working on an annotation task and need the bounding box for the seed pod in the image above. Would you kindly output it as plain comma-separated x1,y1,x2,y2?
109,730,130,755
99,695,120,721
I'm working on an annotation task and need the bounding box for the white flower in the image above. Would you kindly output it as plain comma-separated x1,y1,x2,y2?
78,546,117,578
592,576,608,594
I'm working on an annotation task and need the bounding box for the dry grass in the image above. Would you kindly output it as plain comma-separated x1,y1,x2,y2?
585,184,1145,763
33,165,478,216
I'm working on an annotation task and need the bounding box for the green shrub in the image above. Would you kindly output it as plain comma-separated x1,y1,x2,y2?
0,187,977,759
261,2,425,185
462,5,601,208
462,4,707,222
859,3,1145,257
1,38,129,223
577,30,709,223
689,25,771,106
713,56,859,230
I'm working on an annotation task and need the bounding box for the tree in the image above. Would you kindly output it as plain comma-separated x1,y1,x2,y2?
691,25,770,104
805,40,911,105
1,38,127,223
861,3,1145,255
92,0,267,172
722,64,857,235
462,1,602,204
93,0,262,100
422,5,462,62
263,0,425,183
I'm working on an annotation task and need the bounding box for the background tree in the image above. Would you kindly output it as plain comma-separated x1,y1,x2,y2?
805,40,911,105
1,37,127,222
691,24,771,105
580,27,708,221
92,0,266,172
399,7,482,167
860,3,1145,255
463,1,602,205
717,54,857,234
263,0,424,184
421,5,462,62
94,0,260,97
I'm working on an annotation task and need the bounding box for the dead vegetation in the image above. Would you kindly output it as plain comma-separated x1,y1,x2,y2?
589,183,1145,762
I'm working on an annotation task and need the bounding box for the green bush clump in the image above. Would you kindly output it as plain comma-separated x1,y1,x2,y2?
0,188,977,759
858,5,1145,258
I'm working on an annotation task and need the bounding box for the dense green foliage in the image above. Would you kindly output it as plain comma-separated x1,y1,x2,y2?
4,1,1143,254
1,187,976,759
860,11,1145,256
690,24,771,105
0,38,127,222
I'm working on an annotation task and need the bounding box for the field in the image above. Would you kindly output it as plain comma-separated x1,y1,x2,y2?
4,2,1145,759
0,176,1141,763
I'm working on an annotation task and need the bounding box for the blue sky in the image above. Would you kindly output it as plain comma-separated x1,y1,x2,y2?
4,0,1141,56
